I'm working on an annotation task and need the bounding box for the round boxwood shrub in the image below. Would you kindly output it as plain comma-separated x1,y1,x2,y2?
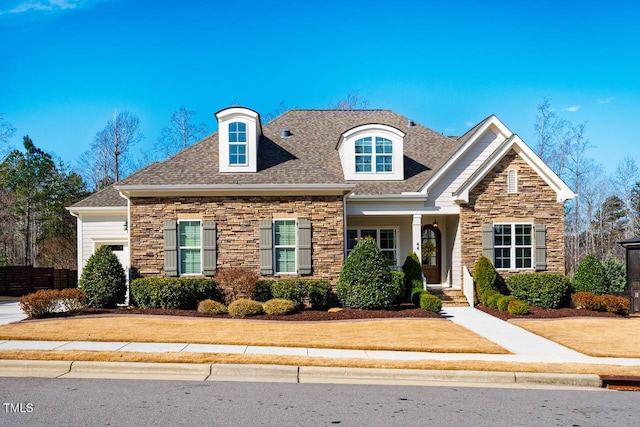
507,273,570,309
410,287,425,307
336,237,395,309
507,299,530,315
197,299,228,315
78,245,126,308
572,253,610,295
228,298,264,317
486,292,503,309
419,293,442,313
263,298,297,315
497,295,516,311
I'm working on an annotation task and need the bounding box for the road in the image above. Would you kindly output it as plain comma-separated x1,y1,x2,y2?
0,378,636,426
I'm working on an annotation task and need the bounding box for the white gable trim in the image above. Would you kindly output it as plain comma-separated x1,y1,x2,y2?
452,134,576,203
419,115,511,194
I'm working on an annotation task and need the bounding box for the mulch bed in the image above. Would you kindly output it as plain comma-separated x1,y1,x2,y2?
476,304,623,321
73,303,442,321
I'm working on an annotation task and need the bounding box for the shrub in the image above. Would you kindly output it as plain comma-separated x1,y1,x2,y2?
600,295,630,315
216,268,260,304
486,292,503,309
228,298,264,317
337,237,395,309
571,291,601,311
390,270,406,304
497,296,516,312
306,280,333,309
506,273,570,309
473,256,498,304
19,288,86,319
419,293,442,313
572,253,610,295
603,254,626,293
263,298,297,315
257,279,333,310
507,299,530,315
255,280,274,302
130,277,220,310
410,287,425,307
78,245,126,308
402,251,422,299
197,299,228,315
271,279,308,310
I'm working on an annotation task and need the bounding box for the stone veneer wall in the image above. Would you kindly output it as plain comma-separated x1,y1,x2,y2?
460,150,566,279
129,195,344,282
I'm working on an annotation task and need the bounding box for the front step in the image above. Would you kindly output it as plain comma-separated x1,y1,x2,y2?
427,287,469,307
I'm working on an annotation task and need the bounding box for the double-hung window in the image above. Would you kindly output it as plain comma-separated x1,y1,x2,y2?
354,136,394,174
229,122,247,165
274,220,296,273
179,221,201,275
346,228,398,266
355,137,372,172
375,137,393,172
494,223,532,269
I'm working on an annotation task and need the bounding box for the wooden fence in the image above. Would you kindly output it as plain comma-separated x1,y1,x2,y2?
0,266,77,297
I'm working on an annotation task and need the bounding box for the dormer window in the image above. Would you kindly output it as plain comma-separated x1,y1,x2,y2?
229,122,247,165
215,107,262,173
337,124,405,181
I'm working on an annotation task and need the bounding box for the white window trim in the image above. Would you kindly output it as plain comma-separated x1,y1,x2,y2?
354,136,394,175
493,222,534,271
178,220,203,276
507,169,518,194
346,227,399,266
228,121,249,167
273,219,297,275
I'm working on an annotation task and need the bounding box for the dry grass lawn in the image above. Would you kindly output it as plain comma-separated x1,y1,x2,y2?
0,316,508,354
512,317,640,358
1,349,639,376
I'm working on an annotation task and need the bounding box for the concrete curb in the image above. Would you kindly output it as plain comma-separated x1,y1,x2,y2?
0,360,603,388
208,363,298,383
299,367,515,385
0,360,72,377
61,361,211,381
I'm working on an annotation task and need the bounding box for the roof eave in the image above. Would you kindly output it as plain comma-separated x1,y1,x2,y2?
114,183,355,197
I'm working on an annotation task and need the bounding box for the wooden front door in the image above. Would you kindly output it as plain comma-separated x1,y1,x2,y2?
421,225,441,284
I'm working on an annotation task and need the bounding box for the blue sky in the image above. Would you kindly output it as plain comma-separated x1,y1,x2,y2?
1,0,639,177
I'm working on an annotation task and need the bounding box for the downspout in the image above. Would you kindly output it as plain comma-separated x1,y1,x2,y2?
343,192,350,262
68,210,82,281
118,191,131,305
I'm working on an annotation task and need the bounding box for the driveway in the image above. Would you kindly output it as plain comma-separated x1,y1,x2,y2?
0,298,27,324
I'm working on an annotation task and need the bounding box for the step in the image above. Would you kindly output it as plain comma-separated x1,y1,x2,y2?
427,288,470,307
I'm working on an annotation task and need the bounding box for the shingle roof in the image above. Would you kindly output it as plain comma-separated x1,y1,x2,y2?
117,109,464,195
69,184,127,208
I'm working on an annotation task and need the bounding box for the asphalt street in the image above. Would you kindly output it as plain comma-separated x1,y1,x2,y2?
1,377,636,427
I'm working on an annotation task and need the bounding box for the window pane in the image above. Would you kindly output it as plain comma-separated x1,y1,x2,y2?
494,248,511,269
347,230,358,251
229,122,237,132
360,229,377,242
355,137,372,154
274,220,295,246
237,122,246,131
375,137,392,154
376,155,393,172
516,248,532,269
382,250,396,266
180,249,201,274
379,229,396,249
515,225,532,246
494,225,511,246
355,155,372,172
275,248,295,273
179,221,200,247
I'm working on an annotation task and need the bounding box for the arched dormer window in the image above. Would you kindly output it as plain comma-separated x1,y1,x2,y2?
229,122,247,165
507,169,518,193
337,124,405,181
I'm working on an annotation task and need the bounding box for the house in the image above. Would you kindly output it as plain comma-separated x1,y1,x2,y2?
67,107,576,302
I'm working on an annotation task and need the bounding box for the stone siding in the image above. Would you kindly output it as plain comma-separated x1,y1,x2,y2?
460,150,566,279
129,195,344,282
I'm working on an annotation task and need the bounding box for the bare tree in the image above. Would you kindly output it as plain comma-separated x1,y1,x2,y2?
533,98,570,180
156,106,207,158
329,90,370,110
78,110,143,190
263,102,290,123
0,113,16,157
613,155,639,238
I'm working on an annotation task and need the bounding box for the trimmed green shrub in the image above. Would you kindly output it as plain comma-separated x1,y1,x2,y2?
603,253,626,293
419,293,442,313
572,253,610,295
306,280,333,309
411,279,423,289
130,277,221,310
473,256,498,305
256,279,333,309
507,299,530,315
506,273,570,309
270,279,308,310
402,251,422,299
486,292,503,309
390,270,406,304
263,298,297,315
337,237,395,309
255,280,273,302
228,298,264,317
497,295,516,312
410,287,425,307
197,299,228,315
78,245,126,308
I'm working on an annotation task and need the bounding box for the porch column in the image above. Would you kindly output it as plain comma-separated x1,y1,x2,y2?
412,214,422,263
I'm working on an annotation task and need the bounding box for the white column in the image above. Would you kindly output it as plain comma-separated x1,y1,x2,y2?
412,214,422,262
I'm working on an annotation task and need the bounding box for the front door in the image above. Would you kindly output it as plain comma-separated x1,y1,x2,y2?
421,225,441,284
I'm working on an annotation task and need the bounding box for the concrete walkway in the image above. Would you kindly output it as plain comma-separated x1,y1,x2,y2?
0,298,27,324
